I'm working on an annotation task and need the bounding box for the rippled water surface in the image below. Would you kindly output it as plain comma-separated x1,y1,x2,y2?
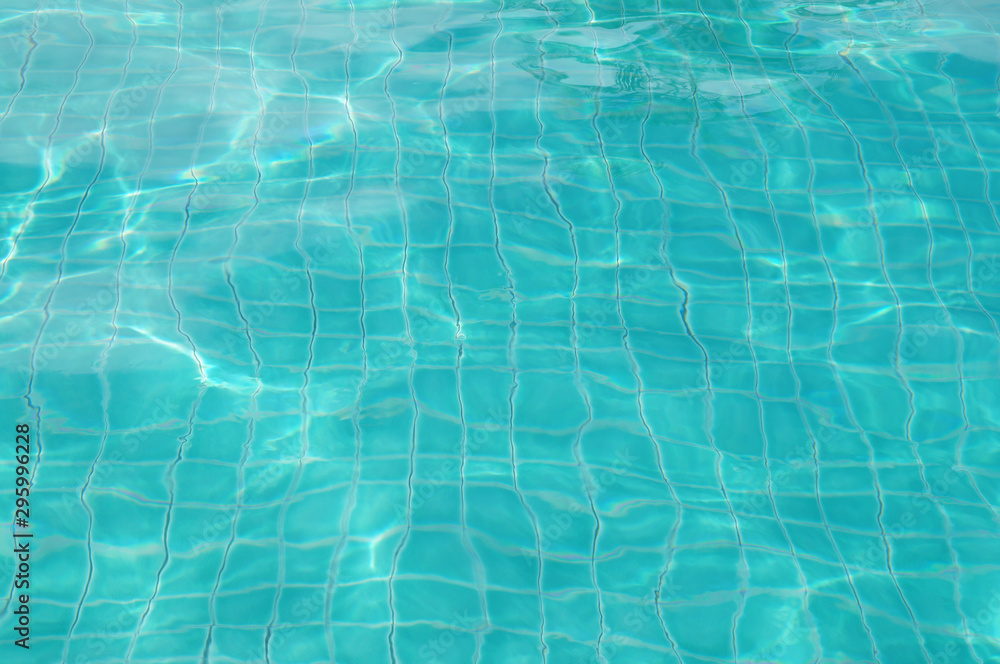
1,0,1000,662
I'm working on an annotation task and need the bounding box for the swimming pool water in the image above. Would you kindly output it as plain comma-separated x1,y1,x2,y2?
2,0,1000,662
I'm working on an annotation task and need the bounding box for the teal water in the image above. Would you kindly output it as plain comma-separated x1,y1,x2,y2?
1,0,1000,662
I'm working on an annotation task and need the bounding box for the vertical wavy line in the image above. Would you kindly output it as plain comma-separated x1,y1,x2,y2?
441,6,490,660
26,2,96,650
201,0,268,660
324,2,366,659
780,14,881,661
854,10,984,661
527,1,567,657
687,5,752,657
125,386,205,663
727,3,825,657
790,10,932,660
625,6,687,661
581,1,610,657
263,1,319,661
385,0,415,660
133,16,227,657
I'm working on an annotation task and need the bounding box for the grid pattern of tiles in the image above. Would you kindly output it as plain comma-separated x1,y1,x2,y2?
1,0,999,662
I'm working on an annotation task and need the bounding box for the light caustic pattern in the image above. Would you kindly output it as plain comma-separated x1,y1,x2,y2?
0,0,999,663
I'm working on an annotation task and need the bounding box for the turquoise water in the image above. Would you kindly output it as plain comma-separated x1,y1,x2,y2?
2,0,1000,662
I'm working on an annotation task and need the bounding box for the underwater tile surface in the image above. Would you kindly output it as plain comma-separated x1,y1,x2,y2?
1,0,1000,662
